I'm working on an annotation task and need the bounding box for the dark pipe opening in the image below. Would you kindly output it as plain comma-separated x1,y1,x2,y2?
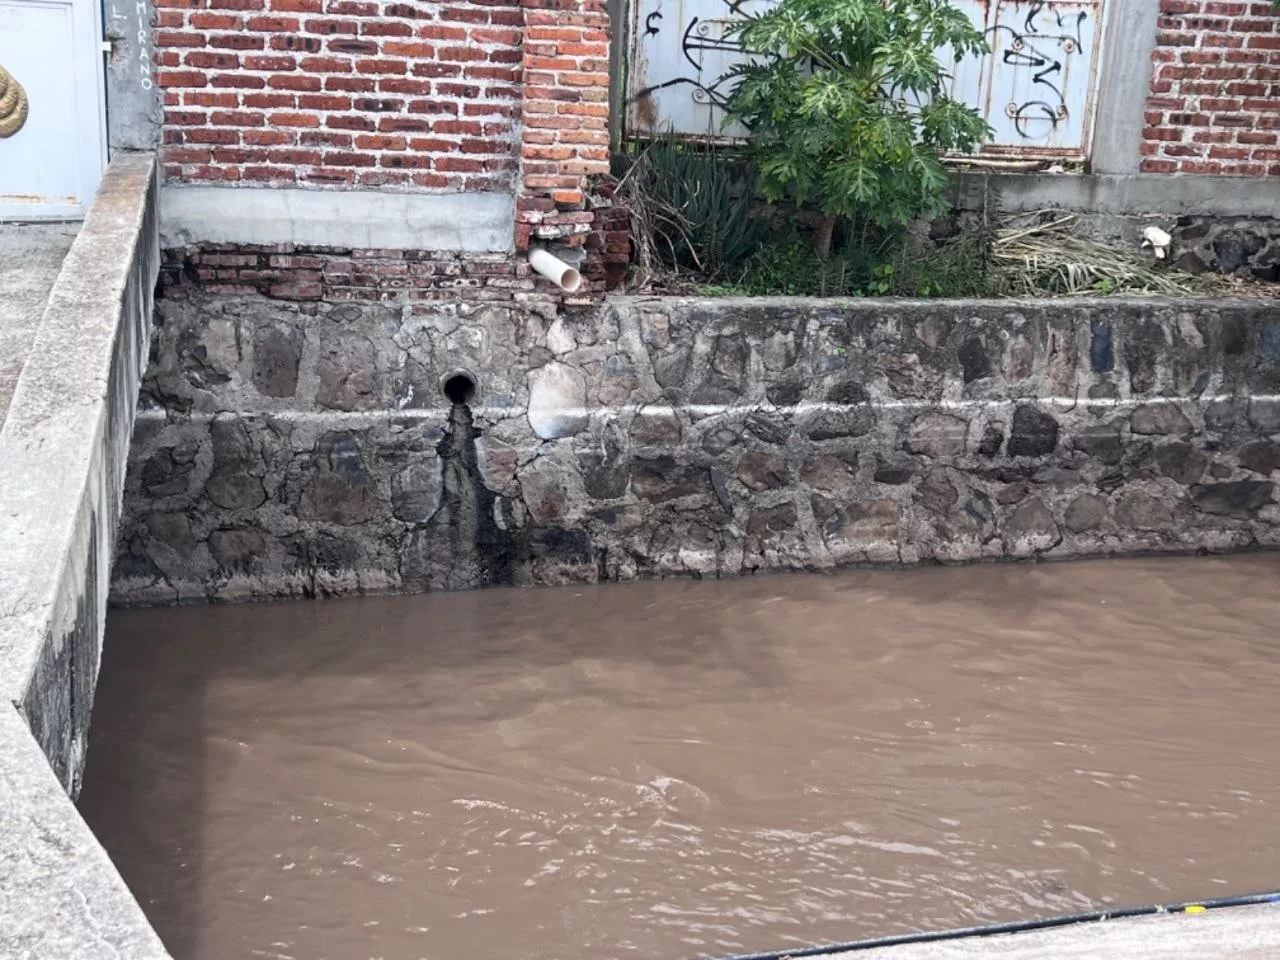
442,372,477,406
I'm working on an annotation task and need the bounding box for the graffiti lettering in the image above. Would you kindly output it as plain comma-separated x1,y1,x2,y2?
112,0,154,90
136,0,153,92
992,3,1090,141
627,0,765,131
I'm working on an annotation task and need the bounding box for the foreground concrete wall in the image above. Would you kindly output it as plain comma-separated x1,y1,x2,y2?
114,294,1280,604
0,155,170,957
0,155,159,787
853,903,1280,960
0,705,170,959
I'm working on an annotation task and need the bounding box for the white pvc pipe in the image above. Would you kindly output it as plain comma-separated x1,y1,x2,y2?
528,247,582,293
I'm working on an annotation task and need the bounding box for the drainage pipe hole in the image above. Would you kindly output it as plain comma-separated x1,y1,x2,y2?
443,372,477,405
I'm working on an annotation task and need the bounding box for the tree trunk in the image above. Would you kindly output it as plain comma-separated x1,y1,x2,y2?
812,213,838,260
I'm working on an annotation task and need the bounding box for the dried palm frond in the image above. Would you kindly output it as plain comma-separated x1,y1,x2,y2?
989,213,1245,297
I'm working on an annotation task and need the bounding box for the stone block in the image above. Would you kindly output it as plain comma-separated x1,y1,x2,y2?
1004,498,1061,556
1008,405,1059,458
737,450,789,491
905,413,967,458
528,362,588,439
1131,403,1193,436
1192,481,1274,518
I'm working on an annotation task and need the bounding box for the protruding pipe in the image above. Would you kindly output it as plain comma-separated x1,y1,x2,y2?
528,247,582,293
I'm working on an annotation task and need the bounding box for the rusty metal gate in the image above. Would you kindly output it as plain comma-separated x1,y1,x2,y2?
625,0,1109,161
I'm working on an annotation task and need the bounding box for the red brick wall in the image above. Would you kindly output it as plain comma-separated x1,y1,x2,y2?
1143,0,1280,175
154,0,624,297
155,0,524,190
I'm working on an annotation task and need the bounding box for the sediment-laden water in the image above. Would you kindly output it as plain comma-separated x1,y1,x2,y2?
80,555,1280,960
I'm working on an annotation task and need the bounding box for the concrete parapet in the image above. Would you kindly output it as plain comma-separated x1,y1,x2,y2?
0,151,167,959
0,152,159,789
0,705,170,959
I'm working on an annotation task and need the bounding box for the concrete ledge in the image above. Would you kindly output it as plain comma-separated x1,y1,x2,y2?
0,153,159,790
953,172,1280,219
0,705,170,959
849,903,1280,959
160,185,516,252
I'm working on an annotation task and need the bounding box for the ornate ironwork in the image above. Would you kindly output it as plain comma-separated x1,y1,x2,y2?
0,65,29,139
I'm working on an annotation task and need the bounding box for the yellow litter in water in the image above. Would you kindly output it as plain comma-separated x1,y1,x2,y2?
1184,905,1207,914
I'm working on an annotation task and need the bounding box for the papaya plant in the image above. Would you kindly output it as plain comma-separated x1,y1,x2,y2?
721,0,992,258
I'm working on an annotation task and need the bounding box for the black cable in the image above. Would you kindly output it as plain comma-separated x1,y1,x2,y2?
711,890,1280,960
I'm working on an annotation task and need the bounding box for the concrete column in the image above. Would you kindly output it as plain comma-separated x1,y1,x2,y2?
1090,0,1159,175
103,0,161,152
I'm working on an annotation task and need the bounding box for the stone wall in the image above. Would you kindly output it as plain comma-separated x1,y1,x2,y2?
1171,217,1280,282
112,293,1280,605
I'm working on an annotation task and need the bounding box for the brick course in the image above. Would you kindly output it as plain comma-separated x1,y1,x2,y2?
156,0,524,190
164,244,540,302
1143,0,1280,175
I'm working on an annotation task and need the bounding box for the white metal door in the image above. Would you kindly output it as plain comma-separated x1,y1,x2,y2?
626,0,1109,161
0,0,107,219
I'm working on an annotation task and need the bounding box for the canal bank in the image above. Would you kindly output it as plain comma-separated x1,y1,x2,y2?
6,163,1280,960
1,174,1280,955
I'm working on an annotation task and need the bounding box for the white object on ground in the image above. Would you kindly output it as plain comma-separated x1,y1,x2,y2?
1143,225,1173,260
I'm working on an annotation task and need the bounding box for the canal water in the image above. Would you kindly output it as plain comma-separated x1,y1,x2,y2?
80,555,1280,960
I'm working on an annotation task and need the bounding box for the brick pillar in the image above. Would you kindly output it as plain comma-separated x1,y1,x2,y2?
516,0,611,257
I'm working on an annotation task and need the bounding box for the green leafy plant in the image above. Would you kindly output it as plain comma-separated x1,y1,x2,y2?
720,0,991,258
866,263,895,295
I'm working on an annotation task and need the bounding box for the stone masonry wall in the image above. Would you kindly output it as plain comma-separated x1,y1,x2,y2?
1144,0,1280,175
112,294,1280,605
1171,216,1280,281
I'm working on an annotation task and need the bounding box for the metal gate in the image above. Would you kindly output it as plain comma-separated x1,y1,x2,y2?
626,0,1108,161
0,0,107,219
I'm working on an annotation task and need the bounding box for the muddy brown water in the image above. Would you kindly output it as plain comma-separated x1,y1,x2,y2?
80,556,1280,960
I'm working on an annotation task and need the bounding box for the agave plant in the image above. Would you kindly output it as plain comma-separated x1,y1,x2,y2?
613,132,766,280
